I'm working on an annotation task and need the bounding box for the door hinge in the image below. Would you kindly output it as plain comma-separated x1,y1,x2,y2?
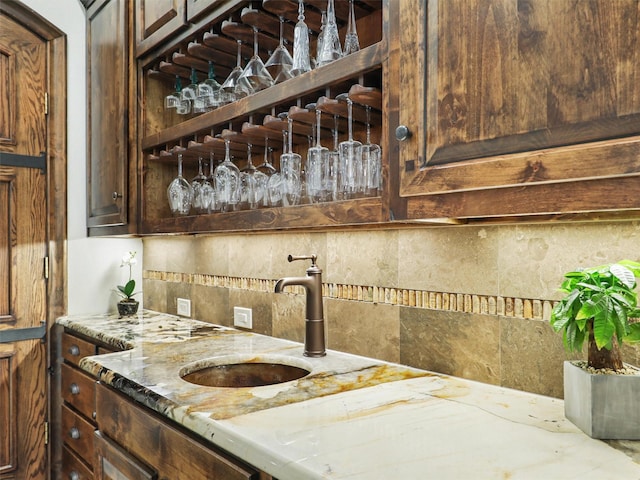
44,92,49,116
44,256,49,280
44,421,49,445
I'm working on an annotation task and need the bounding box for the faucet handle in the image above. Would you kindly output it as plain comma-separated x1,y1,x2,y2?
287,254,317,266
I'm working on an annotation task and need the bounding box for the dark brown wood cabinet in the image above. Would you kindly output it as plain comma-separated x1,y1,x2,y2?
396,0,640,221
134,0,188,57
60,332,99,480
95,382,274,479
86,0,137,235
85,1,640,236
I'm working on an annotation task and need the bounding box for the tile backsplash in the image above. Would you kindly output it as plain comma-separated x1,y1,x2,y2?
143,220,640,398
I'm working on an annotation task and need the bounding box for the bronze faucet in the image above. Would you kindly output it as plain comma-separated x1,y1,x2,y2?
274,254,326,357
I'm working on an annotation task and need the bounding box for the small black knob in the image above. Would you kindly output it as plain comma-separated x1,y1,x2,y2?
395,125,411,141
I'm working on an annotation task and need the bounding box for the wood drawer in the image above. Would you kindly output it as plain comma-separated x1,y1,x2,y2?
62,404,95,463
62,332,97,366
62,444,94,480
62,362,96,420
95,383,258,480
94,431,156,480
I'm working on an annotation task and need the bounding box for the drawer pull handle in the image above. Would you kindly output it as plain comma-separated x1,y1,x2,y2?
70,383,80,395
69,427,80,440
70,472,79,480
69,345,80,356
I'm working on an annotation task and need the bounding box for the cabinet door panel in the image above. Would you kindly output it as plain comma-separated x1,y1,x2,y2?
135,0,187,57
87,0,129,228
398,0,640,218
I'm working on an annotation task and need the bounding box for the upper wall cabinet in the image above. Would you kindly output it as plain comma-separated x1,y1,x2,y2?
397,0,640,221
135,0,188,57
86,0,137,234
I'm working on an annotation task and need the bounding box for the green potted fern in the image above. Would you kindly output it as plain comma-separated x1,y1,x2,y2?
550,259,640,439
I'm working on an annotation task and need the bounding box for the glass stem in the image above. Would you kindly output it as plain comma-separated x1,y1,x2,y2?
177,153,184,177
287,117,294,154
316,108,322,148
333,115,339,151
253,27,258,56
236,40,242,68
347,98,354,142
366,105,371,145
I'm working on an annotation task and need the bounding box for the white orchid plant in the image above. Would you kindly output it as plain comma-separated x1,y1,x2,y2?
116,251,139,302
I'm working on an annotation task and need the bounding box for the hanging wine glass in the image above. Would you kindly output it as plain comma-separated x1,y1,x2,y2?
221,40,252,101
205,151,218,212
191,157,210,213
291,0,311,76
267,130,286,207
280,115,302,206
240,143,261,210
199,152,216,213
214,138,241,212
327,113,343,200
315,10,327,66
306,106,329,203
343,0,361,56
255,138,276,207
197,61,222,110
239,26,274,93
317,0,342,67
167,153,193,216
181,68,199,101
265,16,294,84
361,104,381,196
338,94,363,198
165,75,182,109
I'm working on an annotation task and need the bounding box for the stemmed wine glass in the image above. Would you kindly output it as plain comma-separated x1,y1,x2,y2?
317,0,342,66
165,76,190,114
240,143,260,210
198,152,216,213
167,153,193,216
343,0,361,56
265,16,294,84
267,130,286,207
361,105,381,196
255,138,276,207
280,115,302,206
181,68,199,102
214,138,241,212
221,40,252,101
306,106,329,203
197,61,223,111
291,0,311,76
191,157,209,212
337,94,363,198
239,26,274,93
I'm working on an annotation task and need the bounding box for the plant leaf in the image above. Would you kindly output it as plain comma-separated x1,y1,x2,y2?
610,264,637,289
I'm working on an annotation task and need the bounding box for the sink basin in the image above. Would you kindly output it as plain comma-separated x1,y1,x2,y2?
179,355,312,388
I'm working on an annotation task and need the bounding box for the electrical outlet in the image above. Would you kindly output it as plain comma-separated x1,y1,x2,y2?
177,298,191,317
233,306,252,329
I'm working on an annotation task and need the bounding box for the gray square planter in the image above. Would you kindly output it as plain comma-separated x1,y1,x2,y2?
564,360,640,439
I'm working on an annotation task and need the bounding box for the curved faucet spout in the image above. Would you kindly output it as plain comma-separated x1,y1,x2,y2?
274,255,326,357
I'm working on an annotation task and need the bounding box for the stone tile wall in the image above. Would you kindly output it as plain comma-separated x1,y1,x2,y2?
142,221,640,398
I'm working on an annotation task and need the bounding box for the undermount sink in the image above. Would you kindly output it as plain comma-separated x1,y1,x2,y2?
179,355,312,388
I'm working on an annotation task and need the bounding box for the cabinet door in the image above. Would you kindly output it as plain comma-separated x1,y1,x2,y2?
94,431,157,480
86,0,130,229
186,0,225,22
396,0,640,220
135,0,187,57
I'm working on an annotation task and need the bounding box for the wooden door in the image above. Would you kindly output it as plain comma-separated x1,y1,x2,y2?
0,9,49,480
134,0,187,57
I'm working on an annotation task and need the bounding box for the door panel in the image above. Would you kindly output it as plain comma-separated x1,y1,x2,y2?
0,8,49,480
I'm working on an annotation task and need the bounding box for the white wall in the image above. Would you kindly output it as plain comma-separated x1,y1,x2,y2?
20,0,143,315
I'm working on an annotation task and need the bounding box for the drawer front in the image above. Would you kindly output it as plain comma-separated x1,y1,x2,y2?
62,404,95,462
62,363,96,420
96,383,258,480
62,333,97,366
94,431,156,480
62,444,94,480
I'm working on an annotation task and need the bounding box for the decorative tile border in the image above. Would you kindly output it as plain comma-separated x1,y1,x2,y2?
144,270,556,321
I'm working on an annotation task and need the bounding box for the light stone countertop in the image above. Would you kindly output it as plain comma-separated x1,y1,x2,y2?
57,311,640,480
